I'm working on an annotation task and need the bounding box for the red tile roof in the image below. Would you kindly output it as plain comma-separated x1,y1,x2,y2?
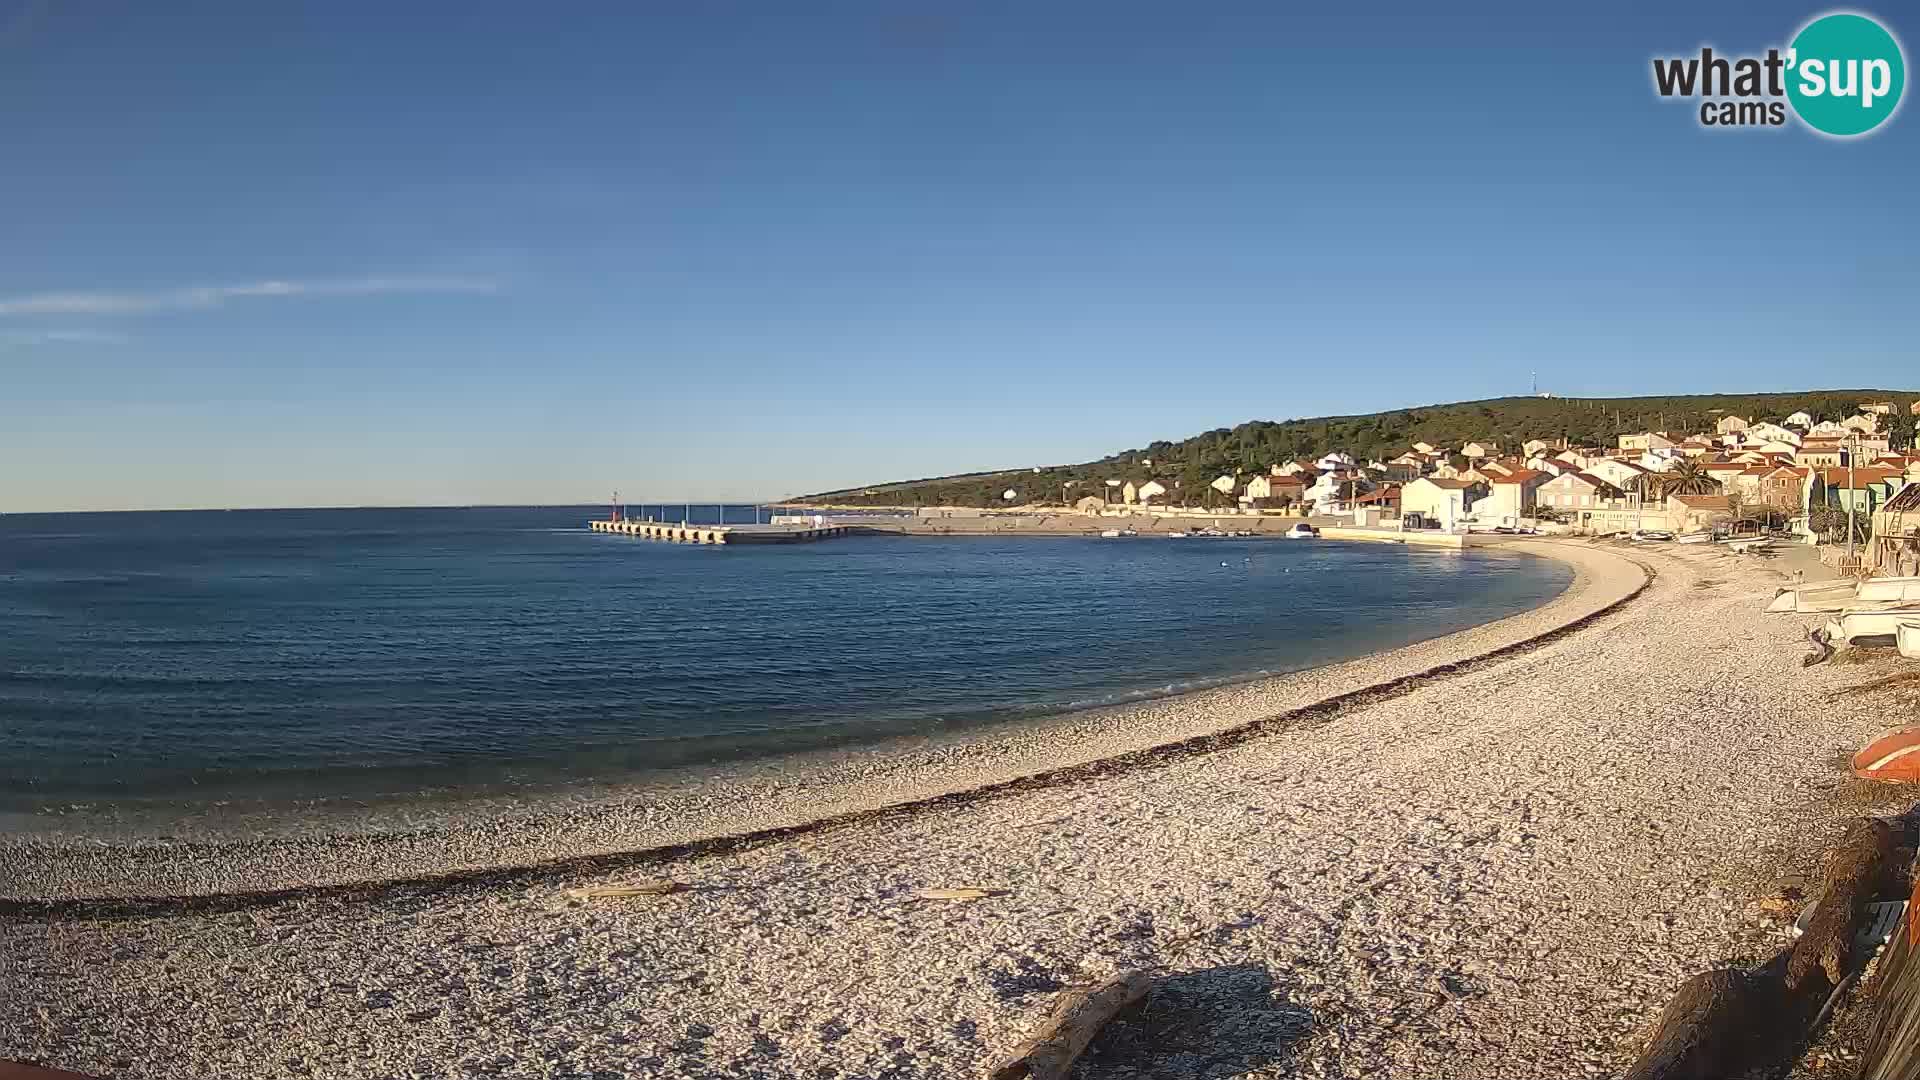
1494,468,1547,483
1817,467,1904,487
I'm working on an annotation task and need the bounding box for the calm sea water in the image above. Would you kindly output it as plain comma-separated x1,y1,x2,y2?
0,507,1568,816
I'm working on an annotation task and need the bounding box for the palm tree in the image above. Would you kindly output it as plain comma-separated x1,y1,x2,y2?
1655,457,1719,498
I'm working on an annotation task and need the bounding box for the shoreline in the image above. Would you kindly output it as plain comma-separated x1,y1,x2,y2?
1,540,1638,906
9,541,1906,1079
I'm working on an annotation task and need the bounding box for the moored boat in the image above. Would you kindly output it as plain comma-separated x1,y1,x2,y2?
1284,523,1319,540
1824,604,1920,647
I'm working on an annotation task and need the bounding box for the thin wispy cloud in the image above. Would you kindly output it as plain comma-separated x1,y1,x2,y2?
0,275,500,317
0,328,131,348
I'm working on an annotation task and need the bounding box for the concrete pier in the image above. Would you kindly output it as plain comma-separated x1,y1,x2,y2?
589,519,856,545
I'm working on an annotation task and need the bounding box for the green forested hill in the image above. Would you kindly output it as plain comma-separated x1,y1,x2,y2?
804,390,1918,507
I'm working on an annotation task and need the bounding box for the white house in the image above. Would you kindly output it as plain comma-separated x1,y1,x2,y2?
1400,477,1483,529
1522,438,1551,458
1411,441,1439,455
1244,473,1305,505
1304,471,1369,513
1315,452,1355,471
1808,420,1850,438
1585,457,1652,491
1479,468,1550,525
1745,421,1803,446
1538,471,1628,512
1786,410,1815,428
1844,414,1881,434
1122,481,1139,505
1461,441,1499,460
1135,480,1167,504
1619,432,1681,452
1715,415,1750,435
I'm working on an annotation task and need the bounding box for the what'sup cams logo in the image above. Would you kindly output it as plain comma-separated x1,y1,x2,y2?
1653,11,1906,136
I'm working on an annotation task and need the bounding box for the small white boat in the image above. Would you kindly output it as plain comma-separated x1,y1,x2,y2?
1676,532,1714,545
1899,622,1920,660
1284,523,1319,539
1722,537,1775,554
1856,576,1920,603
1769,575,1920,613
1167,530,1191,538
1825,604,1920,647
1769,582,1867,614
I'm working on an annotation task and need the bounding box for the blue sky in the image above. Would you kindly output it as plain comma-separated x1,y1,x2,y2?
1,1,1914,511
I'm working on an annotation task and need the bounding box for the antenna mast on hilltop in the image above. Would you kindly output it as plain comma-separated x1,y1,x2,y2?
1531,371,1537,397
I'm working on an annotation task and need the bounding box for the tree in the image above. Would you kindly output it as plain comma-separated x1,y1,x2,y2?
1655,458,1719,498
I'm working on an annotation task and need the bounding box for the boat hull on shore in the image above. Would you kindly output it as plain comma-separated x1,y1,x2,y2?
1857,577,1920,603
1824,605,1920,647
1768,576,1920,614
1768,582,1861,613
1853,726,1920,782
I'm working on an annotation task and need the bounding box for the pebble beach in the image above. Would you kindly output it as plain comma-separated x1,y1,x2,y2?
3,539,1911,1079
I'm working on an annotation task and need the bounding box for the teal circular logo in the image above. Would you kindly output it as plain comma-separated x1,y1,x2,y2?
1787,13,1906,136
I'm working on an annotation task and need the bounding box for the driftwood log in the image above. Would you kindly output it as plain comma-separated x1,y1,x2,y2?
989,970,1152,1080
1626,968,1786,1080
1789,818,1899,990
1624,815,1907,1080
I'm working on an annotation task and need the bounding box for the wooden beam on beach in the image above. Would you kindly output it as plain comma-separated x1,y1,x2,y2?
0,1063,107,1080
988,970,1152,1080
1623,814,1908,1080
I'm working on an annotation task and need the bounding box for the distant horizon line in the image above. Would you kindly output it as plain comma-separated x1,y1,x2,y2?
0,500,812,516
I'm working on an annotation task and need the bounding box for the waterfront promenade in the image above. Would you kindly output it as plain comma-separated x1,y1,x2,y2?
592,508,1497,548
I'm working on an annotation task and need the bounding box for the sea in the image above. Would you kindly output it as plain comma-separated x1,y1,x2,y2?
0,506,1570,824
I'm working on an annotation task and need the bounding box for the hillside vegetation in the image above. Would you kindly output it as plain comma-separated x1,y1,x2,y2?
805,390,1918,507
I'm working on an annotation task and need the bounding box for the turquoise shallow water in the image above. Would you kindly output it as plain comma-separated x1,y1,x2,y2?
0,506,1569,814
